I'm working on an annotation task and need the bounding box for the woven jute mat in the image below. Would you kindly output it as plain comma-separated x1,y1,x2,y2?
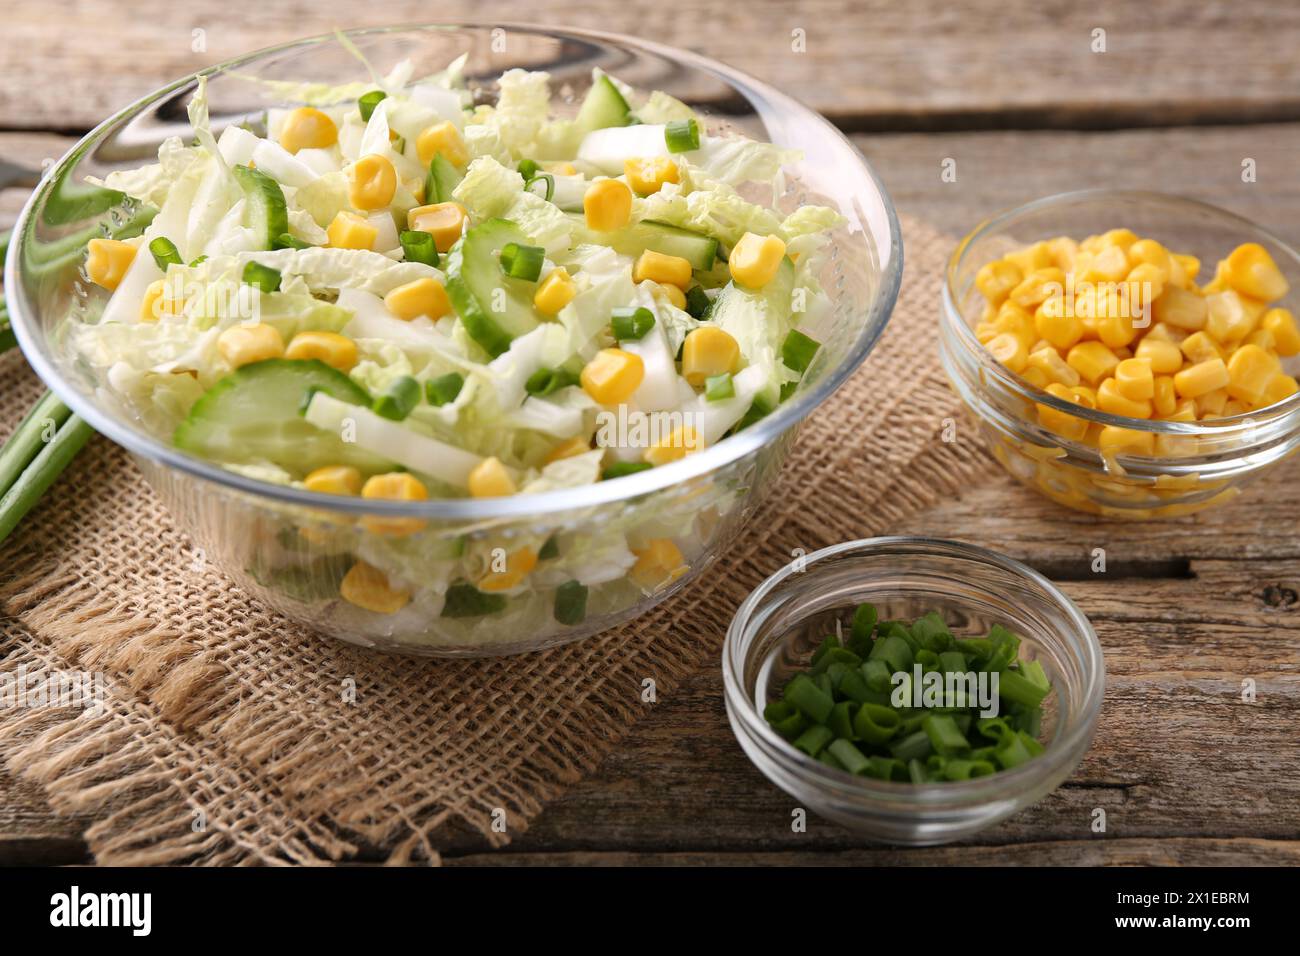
0,214,996,864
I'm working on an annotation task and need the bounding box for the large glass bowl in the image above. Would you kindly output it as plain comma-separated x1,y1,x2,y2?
4,25,901,656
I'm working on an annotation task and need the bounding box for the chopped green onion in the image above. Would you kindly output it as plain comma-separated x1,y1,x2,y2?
849,603,878,656
610,306,656,341
602,461,652,481
997,668,1050,709
525,367,577,397
853,703,902,745
524,173,555,202
922,713,971,757
793,724,834,757
241,261,281,293
188,255,208,267
424,372,464,407
784,673,834,724
148,236,182,269
358,90,387,122
441,583,507,618
734,396,773,432
399,229,439,267
704,373,734,402
781,329,821,375
273,232,312,250
500,241,545,281
538,536,560,561
664,118,700,153
553,580,588,625
0,400,94,546
827,739,870,776
372,375,421,421
684,284,712,319
517,159,541,180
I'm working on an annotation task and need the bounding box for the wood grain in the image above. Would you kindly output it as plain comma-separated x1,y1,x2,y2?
3,1,1300,132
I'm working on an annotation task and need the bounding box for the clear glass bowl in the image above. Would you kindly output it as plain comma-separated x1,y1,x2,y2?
723,537,1104,845
5,25,901,656
941,189,1300,518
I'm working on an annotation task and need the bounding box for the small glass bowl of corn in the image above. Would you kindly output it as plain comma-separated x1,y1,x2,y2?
941,189,1300,519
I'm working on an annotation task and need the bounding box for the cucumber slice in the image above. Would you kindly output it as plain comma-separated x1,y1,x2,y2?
424,154,464,204
232,164,289,252
445,219,541,357
174,359,389,476
570,216,718,271
574,72,631,135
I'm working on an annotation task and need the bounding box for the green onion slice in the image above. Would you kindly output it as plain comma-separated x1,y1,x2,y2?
358,90,387,122
241,261,281,293
424,372,465,407
148,237,182,269
610,306,656,341
664,118,700,153
400,229,439,267
499,242,546,281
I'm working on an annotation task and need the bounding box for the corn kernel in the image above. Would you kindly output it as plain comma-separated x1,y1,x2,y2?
1096,310,1141,350
339,560,410,614
478,547,539,592
1134,337,1182,374
659,283,687,310
1202,258,1231,295
85,238,137,291
1226,343,1278,404
1259,372,1300,408
1079,245,1130,284
624,156,679,195
544,436,591,464
1005,242,1054,276
280,107,338,153
416,121,469,167
407,202,468,253
285,331,359,371
534,268,577,316
1180,330,1222,365
1020,366,1049,389
1067,341,1120,385
1206,290,1259,343
975,259,1022,304
1115,357,1154,401
1027,347,1080,387
634,249,693,288
1045,236,1079,271
1223,399,1249,417
1172,253,1201,283
629,538,688,590
1127,239,1171,282
217,323,284,368
1196,387,1229,418
546,162,578,176
1037,383,1090,441
468,457,517,498
995,302,1036,344
644,425,703,467
1152,374,1177,416
583,178,633,231
1097,377,1153,418
1009,268,1065,310
1069,384,1098,408
1174,357,1230,398
1099,228,1139,250
361,472,428,536
327,211,378,250
348,154,397,210
304,465,363,496
681,327,741,386
986,331,1028,373
1098,425,1155,456
730,232,787,289
1262,307,1300,356
1124,262,1166,315
1152,285,1208,330
581,347,645,403
1244,328,1275,352
384,277,451,321
139,278,183,322
1223,242,1289,301
1146,322,1188,346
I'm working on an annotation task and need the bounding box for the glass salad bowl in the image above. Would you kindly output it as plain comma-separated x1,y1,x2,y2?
5,25,902,656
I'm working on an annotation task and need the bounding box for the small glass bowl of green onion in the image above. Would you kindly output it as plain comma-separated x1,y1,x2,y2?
722,536,1104,845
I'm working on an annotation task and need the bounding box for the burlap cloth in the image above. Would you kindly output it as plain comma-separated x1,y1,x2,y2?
0,215,996,864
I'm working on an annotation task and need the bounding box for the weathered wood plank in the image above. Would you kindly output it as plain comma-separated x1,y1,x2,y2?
2,1,1300,132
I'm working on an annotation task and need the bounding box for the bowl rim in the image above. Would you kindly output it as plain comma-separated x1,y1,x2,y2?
942,187,1300,437
722,535,1105,807
4,22,903,521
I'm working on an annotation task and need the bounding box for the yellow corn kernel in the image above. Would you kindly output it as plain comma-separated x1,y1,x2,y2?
624,156,679,195
285,331,359,372
581,347,646,403
546,161,578,176
1201,258,1230,295
279,107,338,153
1134,337,1182,374
1205,290,1259,344
1036,383,1090,441
415,121,469,167
327,211,378,250
629,538,688,590
995,301,1036,343
1068,384,1098,408
1124,262,1166,314
659,283,687,310
304,465,362,496
681,327,741,386
1174,357,1230,398
478,547,540,592
544,436,591,465
1096,310,1141,350
85,238,137,291
348,154,397,210
634,249,693,288
407,202,468,253
1244,328,1275,352
1115,357,1154,401
1045,236,1080,271
1098,425,1155,456
1004,242,1054,276
1027,347,1080,387
986,331,1028,373
1079,245,1130,284
1126,239,1171,282
1223,242,1289,301
1033,300,1084,350
1009,268,1065,310
730,232,788,289
975,259,1022,305
1258,372,1300,408
339,560,410,614
1179,330,1222,365
1196,387,1229,418
1145,321,1188,345
139,278,183,322
534,268,577,316
1097,377,1153,418
1223,399,1250,417
384,277,451,321
1020,366,1049,389
468,457,517,498
1152,285,1208,331
217,323,285,368
1262,307,1300,356
583,178,633,231
1099,228,1139,250
1067,341,1120,385
1172,253,1201,283
1226,343,1278,404
644,425,703,467
361,472,428,536
1152,374,1177,416
974,322,998,345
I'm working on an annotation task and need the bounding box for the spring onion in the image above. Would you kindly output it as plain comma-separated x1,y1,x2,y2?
553,580,588,625
274,232,312,250
664,118,700,153
517,159,541,181
602,461,652,480
399,229,439,267
610,306,655,341
148,236,182,269
424,372,464,407
524,367,577,397
781,329,821,375
499,242,545,281
441,583,507,618
372,375,421,421
358,90,387,122
704,372,735,402
684,285,711,319
524,173,555,202
241,261,281,293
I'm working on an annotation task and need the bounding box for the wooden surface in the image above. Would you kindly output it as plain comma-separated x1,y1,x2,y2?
3,1,1299,866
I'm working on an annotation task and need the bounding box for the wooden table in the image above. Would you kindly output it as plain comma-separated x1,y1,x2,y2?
3,0,1299,866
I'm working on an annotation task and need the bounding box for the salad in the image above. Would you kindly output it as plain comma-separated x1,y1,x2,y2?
71,50,844,628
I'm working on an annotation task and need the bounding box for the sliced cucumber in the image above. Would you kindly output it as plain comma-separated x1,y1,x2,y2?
424,154,464,204
174,359,388,476
574,72,631,135
569,216,718,271
232,164,289,252
445,219,541,357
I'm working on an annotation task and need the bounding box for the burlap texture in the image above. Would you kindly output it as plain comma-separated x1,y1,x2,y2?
0,215,995,864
